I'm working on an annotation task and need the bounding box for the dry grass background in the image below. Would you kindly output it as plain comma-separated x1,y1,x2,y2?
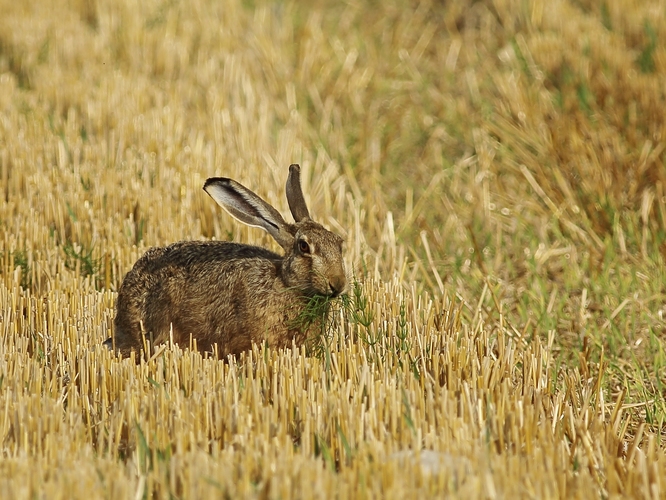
1,0,665,497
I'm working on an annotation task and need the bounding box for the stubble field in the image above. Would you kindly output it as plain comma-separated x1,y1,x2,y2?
1,0,665,498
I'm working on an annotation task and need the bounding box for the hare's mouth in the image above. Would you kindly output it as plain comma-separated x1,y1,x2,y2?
304,285,342,299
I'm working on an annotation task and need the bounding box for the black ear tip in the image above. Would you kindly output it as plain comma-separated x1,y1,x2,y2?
289,164,300,174
203,177,231,190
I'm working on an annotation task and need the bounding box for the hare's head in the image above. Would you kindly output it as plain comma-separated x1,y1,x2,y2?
204,164,347,297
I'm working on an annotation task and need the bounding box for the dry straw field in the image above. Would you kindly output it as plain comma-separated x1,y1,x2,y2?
1,0,665,497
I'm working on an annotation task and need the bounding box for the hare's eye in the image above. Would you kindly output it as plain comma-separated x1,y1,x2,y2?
298,240,311,254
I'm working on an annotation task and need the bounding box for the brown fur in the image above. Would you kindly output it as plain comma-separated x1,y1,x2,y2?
106,165,346,359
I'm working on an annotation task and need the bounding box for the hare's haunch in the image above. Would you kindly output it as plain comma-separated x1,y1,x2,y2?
104,164,347,358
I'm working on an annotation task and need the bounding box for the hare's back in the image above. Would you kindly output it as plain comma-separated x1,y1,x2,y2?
119,240,284,312
130,240,281,274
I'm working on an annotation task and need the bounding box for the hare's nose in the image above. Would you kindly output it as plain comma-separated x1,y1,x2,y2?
328,275,347,297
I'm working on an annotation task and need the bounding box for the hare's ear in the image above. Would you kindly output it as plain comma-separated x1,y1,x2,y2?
285,164,311,222
204,177,294,249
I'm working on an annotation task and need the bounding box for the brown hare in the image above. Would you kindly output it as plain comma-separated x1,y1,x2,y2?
104,164,347,359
